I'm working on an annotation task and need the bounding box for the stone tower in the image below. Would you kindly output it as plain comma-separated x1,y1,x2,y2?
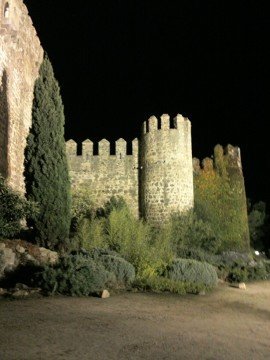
0,0,43,192
140,114,194,224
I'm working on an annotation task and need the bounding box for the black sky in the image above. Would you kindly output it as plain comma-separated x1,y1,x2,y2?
24,0,270,204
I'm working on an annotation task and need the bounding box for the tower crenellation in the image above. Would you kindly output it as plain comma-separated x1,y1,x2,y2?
139,114,194,224
66,114,194,224
0,1,250,248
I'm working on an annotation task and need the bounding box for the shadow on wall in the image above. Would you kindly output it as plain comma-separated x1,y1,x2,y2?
0,70,9,179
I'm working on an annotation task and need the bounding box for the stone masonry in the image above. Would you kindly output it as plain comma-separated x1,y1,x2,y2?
67,114,194,224
0,0,43,193
0,1,249,231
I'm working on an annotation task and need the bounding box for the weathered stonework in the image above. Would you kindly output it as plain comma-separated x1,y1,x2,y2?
193,144,250,250
0,0,43,193
67,138,139,218
67,114,194,224
0,1,250,244
140,114,194,224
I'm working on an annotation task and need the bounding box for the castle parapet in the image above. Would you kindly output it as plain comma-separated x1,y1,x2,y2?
66,139,77,156
82,139,93,159
142,114,191,134
66,138,139,159
161,114,170,130
98,139,110,157
116,138,126,158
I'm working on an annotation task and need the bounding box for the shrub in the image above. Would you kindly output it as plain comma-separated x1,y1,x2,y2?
72,217,107,251
0,176,37,238
218,252,269,282
263,260,270,274
133,276,208,294
36,254,113,296
169,212,220,255
165,258,218,288
176,246,220,265
227,267,248,283
88,248,135,286
98,254,135,286
70,186,95,231
247,261,268,281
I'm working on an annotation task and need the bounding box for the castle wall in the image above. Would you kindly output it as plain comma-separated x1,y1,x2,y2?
66,138,139,217
0,0,43,192
140,114,194,224
193,144,250,251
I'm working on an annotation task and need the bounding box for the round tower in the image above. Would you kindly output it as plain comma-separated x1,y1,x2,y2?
140,114,194,225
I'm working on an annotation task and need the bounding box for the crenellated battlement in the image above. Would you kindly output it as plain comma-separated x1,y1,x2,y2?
66,138,139,159
142,113,190,134
193,144,242,175
67,138,139,218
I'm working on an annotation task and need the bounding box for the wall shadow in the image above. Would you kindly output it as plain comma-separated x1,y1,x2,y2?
0,70,9,179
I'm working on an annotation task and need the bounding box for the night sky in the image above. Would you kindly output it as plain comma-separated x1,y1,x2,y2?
24,0,270,205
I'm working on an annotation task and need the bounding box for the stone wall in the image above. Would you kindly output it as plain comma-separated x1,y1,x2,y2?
66,138,139,217
193,144,250,251
140,114,194,224
67,114,194,224
0,0,43,193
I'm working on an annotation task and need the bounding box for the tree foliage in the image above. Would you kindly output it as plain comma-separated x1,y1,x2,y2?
24,55,71,250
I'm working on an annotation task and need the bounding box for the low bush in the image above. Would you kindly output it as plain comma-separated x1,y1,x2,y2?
36,254,113,296
219,251,252,267
247,261,268,281
227,267,248,283
263,260,270,274
72,217,107,251
133,276,208,294
217,252,270,283
0,176,37,238
169,212,220,255
90,248,135,286
165,258,218,288
176,247,219,265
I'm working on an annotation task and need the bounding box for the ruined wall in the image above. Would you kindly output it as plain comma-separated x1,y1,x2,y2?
0,0,43,192
193,144,250,251
140,114,194,224
66,138,139,217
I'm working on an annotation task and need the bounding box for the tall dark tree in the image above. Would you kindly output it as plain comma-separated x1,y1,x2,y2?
24,54,71,250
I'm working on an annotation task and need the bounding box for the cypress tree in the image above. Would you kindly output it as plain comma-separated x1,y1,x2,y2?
24,54,71,250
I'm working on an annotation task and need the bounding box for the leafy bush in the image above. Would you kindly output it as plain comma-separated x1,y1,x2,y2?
176,247,219,265
247,261,268,281
217,252,269,282
165,258,218,288
133,276,208,294
71,186,95,231
89,248,135,286
169,212,220,255
36,254,113,296
227,267,248,283
219,251,252,267
98,255,135,286
0,176,37,238
72,217,107,251
263,260,270,274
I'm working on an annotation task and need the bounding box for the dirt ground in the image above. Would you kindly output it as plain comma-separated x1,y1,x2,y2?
0,281,270,360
